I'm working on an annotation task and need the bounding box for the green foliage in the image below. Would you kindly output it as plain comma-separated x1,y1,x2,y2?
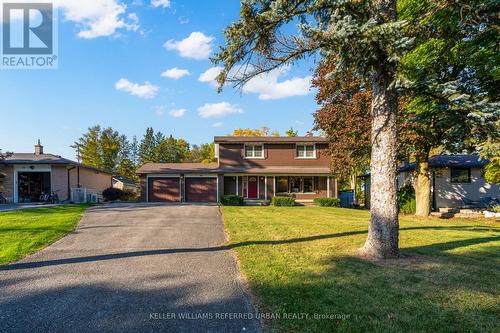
484,157,500,184
285,127,298,137
73,125,127,174
398,184,416,214
271,196,295,207
102,187,124,202
492,205,500,213
186,143,217,163
313,197,341,207
221,195,244,206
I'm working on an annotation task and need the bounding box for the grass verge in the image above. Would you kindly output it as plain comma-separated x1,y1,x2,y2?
0,205,89,265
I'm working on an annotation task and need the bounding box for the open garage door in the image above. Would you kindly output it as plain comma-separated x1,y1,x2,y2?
148,178,180,202
185,177,217,203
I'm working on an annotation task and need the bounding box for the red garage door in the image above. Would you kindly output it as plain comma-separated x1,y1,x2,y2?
148,178,180,202
185,177,217,203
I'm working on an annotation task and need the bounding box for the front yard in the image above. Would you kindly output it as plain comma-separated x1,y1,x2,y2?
0,205,89,264
223,206,500,332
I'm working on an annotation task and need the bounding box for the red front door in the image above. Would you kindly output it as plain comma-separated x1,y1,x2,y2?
247,177,258,199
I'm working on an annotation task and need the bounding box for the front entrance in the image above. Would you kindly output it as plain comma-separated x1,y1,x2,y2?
247,176,258,199
17,172,51,203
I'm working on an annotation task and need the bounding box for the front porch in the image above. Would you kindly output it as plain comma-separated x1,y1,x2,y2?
222,175,337,201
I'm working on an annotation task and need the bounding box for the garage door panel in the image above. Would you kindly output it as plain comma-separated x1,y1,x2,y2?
148,178,180,202
186,178,217,203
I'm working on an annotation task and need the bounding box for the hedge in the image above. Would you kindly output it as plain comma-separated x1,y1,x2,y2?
221,195,244,206
271,196,296,206
313,197,340,207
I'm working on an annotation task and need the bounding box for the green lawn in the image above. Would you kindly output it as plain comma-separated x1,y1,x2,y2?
222,206,500,332
0,205,89,265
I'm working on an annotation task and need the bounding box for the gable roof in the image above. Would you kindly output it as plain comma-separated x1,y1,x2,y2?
214,136,328,144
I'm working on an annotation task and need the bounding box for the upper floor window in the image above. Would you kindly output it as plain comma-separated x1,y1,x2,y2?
296,144,316,158
244,144,264,158
450,168,471,183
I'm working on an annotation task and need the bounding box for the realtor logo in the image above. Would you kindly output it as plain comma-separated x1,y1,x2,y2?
1,1,58,69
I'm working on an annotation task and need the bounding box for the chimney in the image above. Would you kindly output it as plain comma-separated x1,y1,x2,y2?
305,131,313,137
34,140,44,155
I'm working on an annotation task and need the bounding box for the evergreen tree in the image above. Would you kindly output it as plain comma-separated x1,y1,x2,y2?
214,0,413,258
139,128,157,165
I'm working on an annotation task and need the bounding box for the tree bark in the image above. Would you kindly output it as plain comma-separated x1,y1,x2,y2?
360,0,399,259
415,151,431,216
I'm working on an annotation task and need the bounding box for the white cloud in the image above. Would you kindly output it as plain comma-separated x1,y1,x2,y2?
53,0,140,39
161,67,190,79
242,66,311,100
151,0,171,8
198,66,223,87
197,102,243,118
115,78,159,99
212,122,223,128
169,108,187,118
164,32,214,60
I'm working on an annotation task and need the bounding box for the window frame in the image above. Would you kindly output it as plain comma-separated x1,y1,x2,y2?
244,144,265,159
450,168,471,183
275,176,316,194
295,144,316,159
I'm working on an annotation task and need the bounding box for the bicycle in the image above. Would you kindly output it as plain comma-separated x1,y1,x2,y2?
40,191,60,204
0,192,7,204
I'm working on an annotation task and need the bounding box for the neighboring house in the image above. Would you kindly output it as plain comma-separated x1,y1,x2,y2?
0,141,113,203
364,155,499,209
112,176,140,193
137,136,338,203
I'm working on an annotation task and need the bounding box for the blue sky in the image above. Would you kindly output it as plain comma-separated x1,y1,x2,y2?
0,0,318,160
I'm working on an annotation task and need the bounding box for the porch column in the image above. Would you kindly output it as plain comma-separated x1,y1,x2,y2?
236,176,239,196
327,176,330,198
273,176,276,197
265,176,268,200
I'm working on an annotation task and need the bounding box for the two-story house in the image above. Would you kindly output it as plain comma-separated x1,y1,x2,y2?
137,136,338,203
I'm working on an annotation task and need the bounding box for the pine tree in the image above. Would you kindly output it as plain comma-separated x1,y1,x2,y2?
139,128,157,165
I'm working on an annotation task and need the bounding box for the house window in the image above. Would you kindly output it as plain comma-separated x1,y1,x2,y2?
296,144,316,158
289,177,302,193
303,177,314,192
277,177,288,193
451,168,471,183
244,144,264,158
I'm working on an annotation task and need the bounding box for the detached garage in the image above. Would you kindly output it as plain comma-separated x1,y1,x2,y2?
137,163,221,203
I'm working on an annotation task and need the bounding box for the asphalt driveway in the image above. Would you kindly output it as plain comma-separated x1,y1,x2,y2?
0,204,261,333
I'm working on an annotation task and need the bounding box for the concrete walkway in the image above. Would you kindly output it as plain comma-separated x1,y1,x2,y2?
0,204,261,333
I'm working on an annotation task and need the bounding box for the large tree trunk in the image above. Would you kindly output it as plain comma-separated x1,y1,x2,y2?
361,0,399,259
415,151,431,216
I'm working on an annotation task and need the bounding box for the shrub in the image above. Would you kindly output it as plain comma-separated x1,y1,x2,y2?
398,184,416,214
102,187,124,202
121,189,139,201
221,195,244,206
271,196,296,206
313,197,341,207
492,205,500,213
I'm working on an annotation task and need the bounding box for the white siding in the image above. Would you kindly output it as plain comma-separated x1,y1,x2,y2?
434,167,499,208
